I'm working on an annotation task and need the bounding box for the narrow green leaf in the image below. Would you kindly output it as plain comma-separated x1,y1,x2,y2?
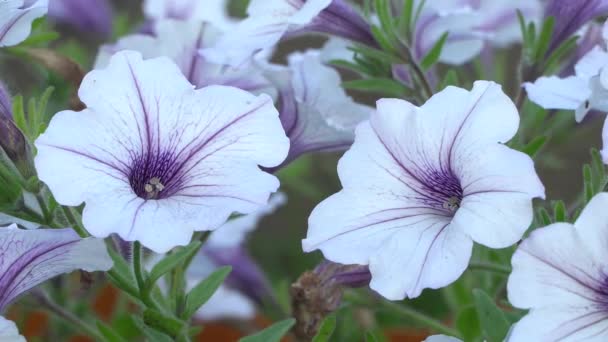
181,266,232,319
584,164,594,202
342,78,409,98
374,0,395,42
544,35,578,73
421,32,448,70
12,95,28,137
439,69,459,90
312,314,337,342
239,318,296,342
398,0,415,37
145,241,202,290
365,331,380,342
473,289,511,342
553,200,567,222
97,321,127,342
534,17,555,61
371,25,396,53
143,309,185,338
522,136,548,158
456,306,482,342
537,207,552,226
131,316,173,342
329,59,373,76
516,10,529,48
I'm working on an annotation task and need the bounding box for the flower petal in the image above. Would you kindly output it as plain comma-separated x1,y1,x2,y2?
424,335,462,342
0,224,112,311
508,307,608,342
525,76,591,121
0,316,25,342
0,0,48,47
508,223,601,310
572,193,608,265
143,0,233,28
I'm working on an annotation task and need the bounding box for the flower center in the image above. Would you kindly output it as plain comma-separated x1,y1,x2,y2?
418,167,463,214
442,196,461,212
128,151,183,200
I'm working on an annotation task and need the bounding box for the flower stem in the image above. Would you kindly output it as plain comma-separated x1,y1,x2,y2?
61,206,89,238
133,241,146,291
35,193,51,223
32,290,106,342
468,262,512,275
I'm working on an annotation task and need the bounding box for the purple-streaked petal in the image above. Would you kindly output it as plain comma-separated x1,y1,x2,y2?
0,0,48,47
264,50,370,168
0,316,25,342
48,0,112,37
95,20,271,93
508,307,608,341
35,51,290,252
546,0,608,56
0,81,11,119
0,224,112,312
603,117,608,163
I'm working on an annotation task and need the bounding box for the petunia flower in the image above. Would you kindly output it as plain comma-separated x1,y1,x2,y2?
545,0,608,57
143,0,233,29
303,81,545,300
507,192,608,341
262,50,371,169
0,224,112,337
0,0,48,47
410,0,542,65
96,20,270,94
201,0,376,67
35,51,290,253
48,0,113,38
525,21,608,122
423,336,462,342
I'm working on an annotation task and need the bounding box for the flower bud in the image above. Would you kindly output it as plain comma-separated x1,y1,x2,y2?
0,84,34,178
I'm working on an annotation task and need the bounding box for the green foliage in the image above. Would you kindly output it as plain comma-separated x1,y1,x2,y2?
239,318,296,342
181,266,232,319
312,313,337,342
145,241,203,295
473,289,511,342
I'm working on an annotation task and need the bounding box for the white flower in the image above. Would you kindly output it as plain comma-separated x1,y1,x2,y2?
525,21,608,122
96,19,271,94
0,316,25,342
0,0,48,47
262,50,370,168
507,193,608,341
423,335,462,342
201,0,375,67
0,224,112,312
303,81,545,300
143,0,233,29
34,51,290,253
411,0,542,65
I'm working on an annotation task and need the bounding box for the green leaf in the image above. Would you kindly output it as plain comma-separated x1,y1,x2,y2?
536,207,552,226
374,0,395,43
371,25,396,53
143,309,185,338
131,316,173,342
584,164,594,202
421,32,448,70
97,321,127,342
181,266,232,319
342,78,409,98
456,306,482,341
330,59,373,76
145,241,202,290
522,136,548,158
439,69,459,90
398,0,415,38
365,331,379,342
534,16,555,61
544,35,579,74
239,318,296,342
553,200,567,222
473,289,511,342
312,314,337,342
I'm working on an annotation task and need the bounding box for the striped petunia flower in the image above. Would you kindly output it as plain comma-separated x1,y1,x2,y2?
34,51,290,252
303,81,545,300
0,0,48,47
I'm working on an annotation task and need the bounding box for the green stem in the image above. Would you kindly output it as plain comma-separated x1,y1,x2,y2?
61,206,89,238
35,193,51,223
468,262,512,275
32,291,106,342
133,241,146,291
381,300,462,338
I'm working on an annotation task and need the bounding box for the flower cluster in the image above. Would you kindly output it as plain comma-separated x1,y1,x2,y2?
2,0,608,340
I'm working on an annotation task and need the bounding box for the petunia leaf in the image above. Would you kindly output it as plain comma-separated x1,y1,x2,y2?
145,241,202,293
311,313,337,342
473,289,511,342
181,266,231,319
239,318,296,342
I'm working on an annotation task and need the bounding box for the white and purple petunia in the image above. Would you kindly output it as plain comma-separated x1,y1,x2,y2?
95,19,270,94
185,193,286,320
262,50,371,169
507,193,608,341
0,0,48,47
525,21,608,123
143,0,232,29
408,0,542,65
303,81,545,300
201,0,375,67
0,224,112,337
423,335,462,342
34,51,290,253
